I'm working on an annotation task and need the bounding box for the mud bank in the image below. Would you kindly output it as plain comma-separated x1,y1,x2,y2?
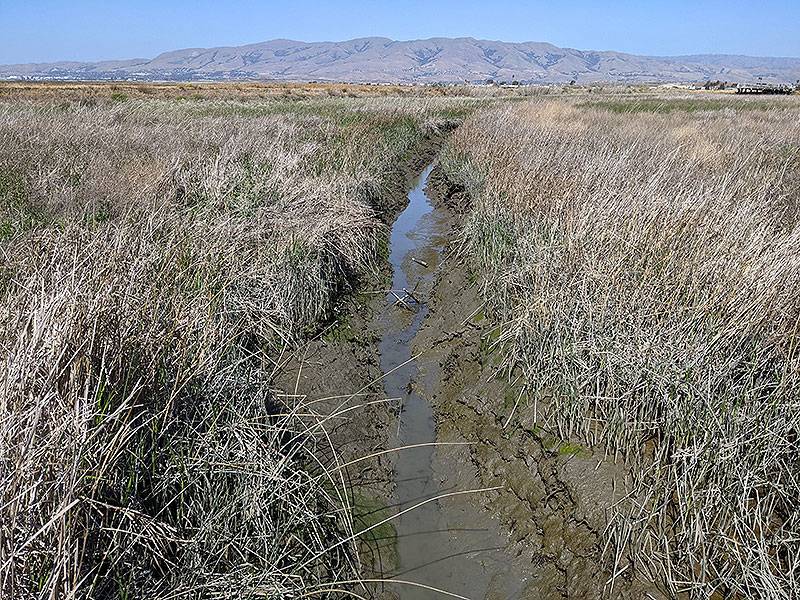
409,166,666,600
278,140,665,599
375,164,526,600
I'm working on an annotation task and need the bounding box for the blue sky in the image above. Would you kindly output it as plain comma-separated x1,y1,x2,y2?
2,1,799,64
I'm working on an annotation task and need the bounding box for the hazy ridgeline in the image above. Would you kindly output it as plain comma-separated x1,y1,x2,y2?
443,98,800,598
0,95,466,598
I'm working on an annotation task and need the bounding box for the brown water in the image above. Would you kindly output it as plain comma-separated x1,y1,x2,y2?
378,164,520,600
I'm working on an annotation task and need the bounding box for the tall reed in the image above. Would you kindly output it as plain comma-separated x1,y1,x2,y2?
443,97,800,598
0,95,467,598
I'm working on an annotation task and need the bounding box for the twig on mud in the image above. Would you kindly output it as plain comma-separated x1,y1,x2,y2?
459,303,486,327
396,396,404,436
391,291,414,311
411,257,428,267
502,382,525,429
362,289,404,295
402,287,421,303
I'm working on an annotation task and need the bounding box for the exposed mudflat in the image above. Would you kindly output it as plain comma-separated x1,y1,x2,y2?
278,144,665,599
375,164,526,600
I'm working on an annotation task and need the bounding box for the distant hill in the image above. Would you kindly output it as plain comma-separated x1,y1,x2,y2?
2,37,799,84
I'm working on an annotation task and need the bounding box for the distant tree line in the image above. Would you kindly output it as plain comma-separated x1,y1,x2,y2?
703,80,735,90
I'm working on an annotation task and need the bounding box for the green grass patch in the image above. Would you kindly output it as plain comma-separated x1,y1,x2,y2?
523,424,591,457
0,168,26,206
502,386,525,411
84,204,111,227
323,314,358,343
0,220,13,241
351,491,397,568
466,208,517,266
479,325,504,365
0,167,45,236
471,308,486,324
556,440,590,457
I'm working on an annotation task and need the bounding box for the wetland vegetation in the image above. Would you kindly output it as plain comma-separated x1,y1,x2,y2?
1,83,798,599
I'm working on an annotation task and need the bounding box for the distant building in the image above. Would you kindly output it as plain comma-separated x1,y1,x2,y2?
735,82,794,94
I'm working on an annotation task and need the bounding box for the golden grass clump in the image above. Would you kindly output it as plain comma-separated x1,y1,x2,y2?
443,97,800,598
0,95,465,598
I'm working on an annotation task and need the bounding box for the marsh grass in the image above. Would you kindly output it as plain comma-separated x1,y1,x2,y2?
578,97,778,114
0,95,473,598
444,98,800,598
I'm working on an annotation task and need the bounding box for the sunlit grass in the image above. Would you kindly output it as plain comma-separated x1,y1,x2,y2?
443,97,800,598
0,94,474,598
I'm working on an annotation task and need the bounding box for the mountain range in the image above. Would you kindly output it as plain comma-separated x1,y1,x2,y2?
2,37,799,84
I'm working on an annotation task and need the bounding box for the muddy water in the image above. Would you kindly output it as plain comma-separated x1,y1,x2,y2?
379,164,517,600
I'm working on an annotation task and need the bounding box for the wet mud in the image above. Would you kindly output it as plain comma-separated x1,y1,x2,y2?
278,143,665,599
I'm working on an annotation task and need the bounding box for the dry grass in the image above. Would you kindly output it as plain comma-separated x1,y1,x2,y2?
0,80,537,104
443,96,800,598
0,94,472,598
